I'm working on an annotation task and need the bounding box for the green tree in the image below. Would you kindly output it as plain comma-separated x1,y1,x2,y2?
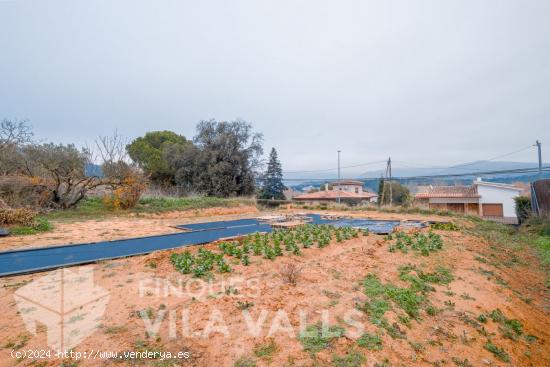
167,120,263,197
259,148,285,200
126,131,189,184
378,180,411,206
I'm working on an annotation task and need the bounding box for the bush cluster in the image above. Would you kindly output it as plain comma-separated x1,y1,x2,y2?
103,177,147,209
0,207,37,225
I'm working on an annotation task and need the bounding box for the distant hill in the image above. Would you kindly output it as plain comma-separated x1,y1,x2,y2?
361,160,541,178
85,163,103,177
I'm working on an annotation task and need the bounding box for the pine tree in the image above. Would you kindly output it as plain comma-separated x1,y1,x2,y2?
259,148,285,200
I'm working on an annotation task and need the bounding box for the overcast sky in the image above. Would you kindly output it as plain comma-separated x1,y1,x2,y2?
1,0,549,177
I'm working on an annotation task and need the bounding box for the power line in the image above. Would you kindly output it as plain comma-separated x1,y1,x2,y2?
393,145,535,171
279,165,550,182
447,144,535,169
283,160,386,174
283,144,535,175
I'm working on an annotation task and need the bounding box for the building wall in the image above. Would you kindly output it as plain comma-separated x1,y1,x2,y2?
476,185,521,218
428,203,478,215
334,184,363,194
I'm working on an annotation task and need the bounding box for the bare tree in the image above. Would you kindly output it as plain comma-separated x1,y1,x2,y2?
21,143,103,209
0,118,33,146
0,119,34,176
95,130,129,165
95,131,143,187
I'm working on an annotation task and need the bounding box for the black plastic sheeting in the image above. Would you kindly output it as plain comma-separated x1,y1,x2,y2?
0,214,425,277
0,224,272,277
175,218,260,231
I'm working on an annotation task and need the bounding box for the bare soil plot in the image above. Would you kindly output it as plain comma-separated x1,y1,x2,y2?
0,210,548,367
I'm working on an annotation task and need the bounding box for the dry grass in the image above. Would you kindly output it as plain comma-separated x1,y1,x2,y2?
279,262,302,286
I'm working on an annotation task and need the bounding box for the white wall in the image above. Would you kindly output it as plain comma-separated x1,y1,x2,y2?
336,184,363,193
477,185,522,218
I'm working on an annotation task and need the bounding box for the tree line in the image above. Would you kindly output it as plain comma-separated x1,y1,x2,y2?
0,118,286,212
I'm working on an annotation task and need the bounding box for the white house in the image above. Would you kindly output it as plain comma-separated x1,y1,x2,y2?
415,178,522,223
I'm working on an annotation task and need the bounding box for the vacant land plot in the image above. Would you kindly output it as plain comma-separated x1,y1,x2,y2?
0,209,548,367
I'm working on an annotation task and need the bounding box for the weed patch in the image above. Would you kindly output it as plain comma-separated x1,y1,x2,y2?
389,231,444,256
484,342,510,362
357,333,383,350
332,349,365,367
299,323,345,354
10,217,53,235
253,339,278,361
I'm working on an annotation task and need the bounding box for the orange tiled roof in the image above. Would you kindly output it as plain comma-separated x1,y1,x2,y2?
294,190,376,200
415,185,480,199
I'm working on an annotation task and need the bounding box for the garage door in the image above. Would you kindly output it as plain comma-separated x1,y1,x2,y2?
482,203,503,217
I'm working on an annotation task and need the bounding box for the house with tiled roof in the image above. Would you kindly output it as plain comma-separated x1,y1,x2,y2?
293,180,377,205
415,178,522,223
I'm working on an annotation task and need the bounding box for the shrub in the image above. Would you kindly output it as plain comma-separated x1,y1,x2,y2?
0,175,53,209
103,177,147,209
279,262,302,286
0,207,36,225
430,221,459,231
10,217,53,235
514,196,531,224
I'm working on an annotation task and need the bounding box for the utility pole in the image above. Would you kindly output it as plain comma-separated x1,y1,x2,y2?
337,150,341,204
388,157,392,206
536,140,542,177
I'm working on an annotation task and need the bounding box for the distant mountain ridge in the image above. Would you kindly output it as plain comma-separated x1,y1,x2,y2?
285,160,548,192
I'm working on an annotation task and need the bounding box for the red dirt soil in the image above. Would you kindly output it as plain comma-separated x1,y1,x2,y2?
0,210,548,367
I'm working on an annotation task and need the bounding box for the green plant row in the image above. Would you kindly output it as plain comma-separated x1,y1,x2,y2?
171,224,366,277
387,230,443,256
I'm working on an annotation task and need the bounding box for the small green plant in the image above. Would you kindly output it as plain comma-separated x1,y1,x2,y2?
357,332,383,350
409,341,424,352
2,333,30,350
236,301,254,310
362,299,391,324
451,357,474,367
253,339,278,361
10,217,53,235
332,349,365,367
484,342,510,362
103,325,127,334
299,323,345,354
444,300,455,309
425,305,439,316
233,355,256,367
431,222,459,231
